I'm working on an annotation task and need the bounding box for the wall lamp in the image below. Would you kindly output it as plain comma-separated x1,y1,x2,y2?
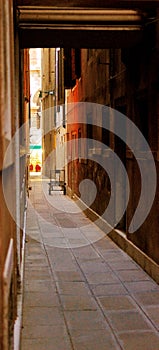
39,90,55,98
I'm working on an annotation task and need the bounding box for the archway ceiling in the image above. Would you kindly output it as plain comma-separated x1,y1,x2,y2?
16,0,159,48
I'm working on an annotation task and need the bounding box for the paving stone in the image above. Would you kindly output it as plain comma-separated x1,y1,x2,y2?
46,255,79,272
41,237,70,248
26,235,42,243
45,246,73,259
68,328,111,338
25,259,48,267
55,217,77,228
79,224,100,231
98,295,136,311
64,310,107,331
60,295,97,311
21,324,68,339
133,291,159,306
124,280,159,293
61,228,84,237
51,263,78,272
118,331,159,350
26,246,45,254
73,246,100,260
24,266,51,273
67,239,90,247
93,237,119,250
82,231,105,242
55,271,84,282
116,269,150,282
80,260,110,273
39,222,60,231
107,310,152,332
23,292,59,307
71,334,118,350
21,336,72,350
24,280,55,293
57,281,91,296
23,307,65,327
24,270,51,280
85,271,119,284
90,283,128,296
144,306,159,330
101,249,130,262
25,255,48,262
46,257,78,272
41,231,64,238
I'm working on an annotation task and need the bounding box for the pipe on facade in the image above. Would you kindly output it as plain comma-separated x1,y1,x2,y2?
17,7,144,27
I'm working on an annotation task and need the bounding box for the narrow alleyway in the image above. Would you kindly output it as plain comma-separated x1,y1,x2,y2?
21,177,159,350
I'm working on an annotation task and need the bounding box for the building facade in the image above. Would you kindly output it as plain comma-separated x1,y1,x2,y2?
66,18,159,265
0,1,30,348
41,48,56,177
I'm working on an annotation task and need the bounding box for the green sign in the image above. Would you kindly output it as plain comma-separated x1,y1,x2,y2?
30,145,42,150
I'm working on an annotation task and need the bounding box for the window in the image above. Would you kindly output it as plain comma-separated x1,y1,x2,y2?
102,106,110,146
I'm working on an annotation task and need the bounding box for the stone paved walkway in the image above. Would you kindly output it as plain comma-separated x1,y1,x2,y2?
21,178,159,350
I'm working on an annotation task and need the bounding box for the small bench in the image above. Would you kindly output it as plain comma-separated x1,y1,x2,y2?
48,180,66,195
48,169,66,195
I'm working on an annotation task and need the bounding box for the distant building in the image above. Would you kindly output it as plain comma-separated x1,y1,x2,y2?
41,48,56,177
41,48,67,180
29,49,42,173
